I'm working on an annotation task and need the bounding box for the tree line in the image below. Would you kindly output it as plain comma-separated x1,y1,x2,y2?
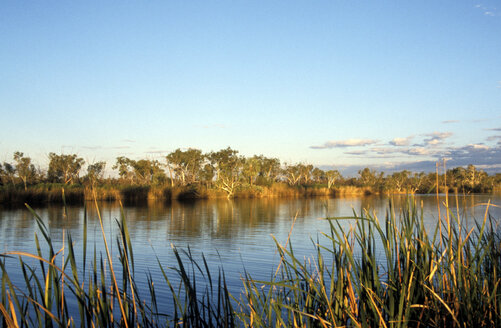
1,149,500,199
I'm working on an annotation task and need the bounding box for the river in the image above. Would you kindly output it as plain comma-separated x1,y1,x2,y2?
1,194,500,316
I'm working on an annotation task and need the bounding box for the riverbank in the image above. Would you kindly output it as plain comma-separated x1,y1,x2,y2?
0,183,378,205
3,182,500,206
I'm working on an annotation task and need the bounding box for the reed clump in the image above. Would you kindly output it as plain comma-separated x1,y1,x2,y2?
332,185,371,196
239,199,501,327
0,184,85,205
1,195,500,327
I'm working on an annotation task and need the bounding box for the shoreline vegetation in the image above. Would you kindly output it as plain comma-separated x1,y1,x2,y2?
1,148,501,205
0,184,381,206
1,193,500,326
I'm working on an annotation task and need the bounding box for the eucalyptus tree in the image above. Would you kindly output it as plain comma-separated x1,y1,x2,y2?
448,165,487,192
132,159,165,185
165,148,205,186
86,161,106,187
311,167,325,184
113,156,135,183
466,164,478,189
449,167,467,191
113,157,165,185
491,173,501,190
47,153,85,185
408,172,426,193
299,164,314,185
208,147,243,199
325,170,341,189
283,163,302,186
358,167,378,188
388,170,411,192
1,162,16,187
260,157,281,183
13,151,36,190
464,164,488,191
200,163,215,188
423,172,438,193
242,155,262,186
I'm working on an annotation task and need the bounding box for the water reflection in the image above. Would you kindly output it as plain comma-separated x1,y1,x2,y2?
1,194,500,303
2,195,499,244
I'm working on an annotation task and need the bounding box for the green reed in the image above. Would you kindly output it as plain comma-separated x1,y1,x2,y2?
1,194,500,327
237,198,500,327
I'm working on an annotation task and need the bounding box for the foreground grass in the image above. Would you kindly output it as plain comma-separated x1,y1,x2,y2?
1,196,500,327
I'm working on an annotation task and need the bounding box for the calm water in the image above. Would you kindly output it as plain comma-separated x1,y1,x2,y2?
1,194,500,312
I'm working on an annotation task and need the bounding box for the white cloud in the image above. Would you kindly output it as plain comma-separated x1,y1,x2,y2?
405,147,432,156
370,147,402,155
422,132,453,146
427,139,441,146
389,136,413,146
471,144,489,150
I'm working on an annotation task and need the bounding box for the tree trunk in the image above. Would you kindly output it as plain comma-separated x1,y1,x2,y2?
167,165,174,187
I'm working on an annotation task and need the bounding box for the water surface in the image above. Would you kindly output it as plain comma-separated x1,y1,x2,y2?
1,194,500,307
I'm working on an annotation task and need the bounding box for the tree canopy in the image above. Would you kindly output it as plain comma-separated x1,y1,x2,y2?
1,149,500,197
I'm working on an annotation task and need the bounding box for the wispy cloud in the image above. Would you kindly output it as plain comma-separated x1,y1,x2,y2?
485,127,501,131
422,132,453,146
344,150,368,155
61,145,77,150
487,135,501,141
366,154,401,159
110,146,131,150
475,4,500,16
389,136,413,146
311,139,378,149
121,139,136,143
441,120,460,124
473,118,491,123
476,164,501,170
445,143,489,153
370,147,402,155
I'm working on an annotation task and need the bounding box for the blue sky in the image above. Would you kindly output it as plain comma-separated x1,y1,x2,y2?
1,1,500,175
